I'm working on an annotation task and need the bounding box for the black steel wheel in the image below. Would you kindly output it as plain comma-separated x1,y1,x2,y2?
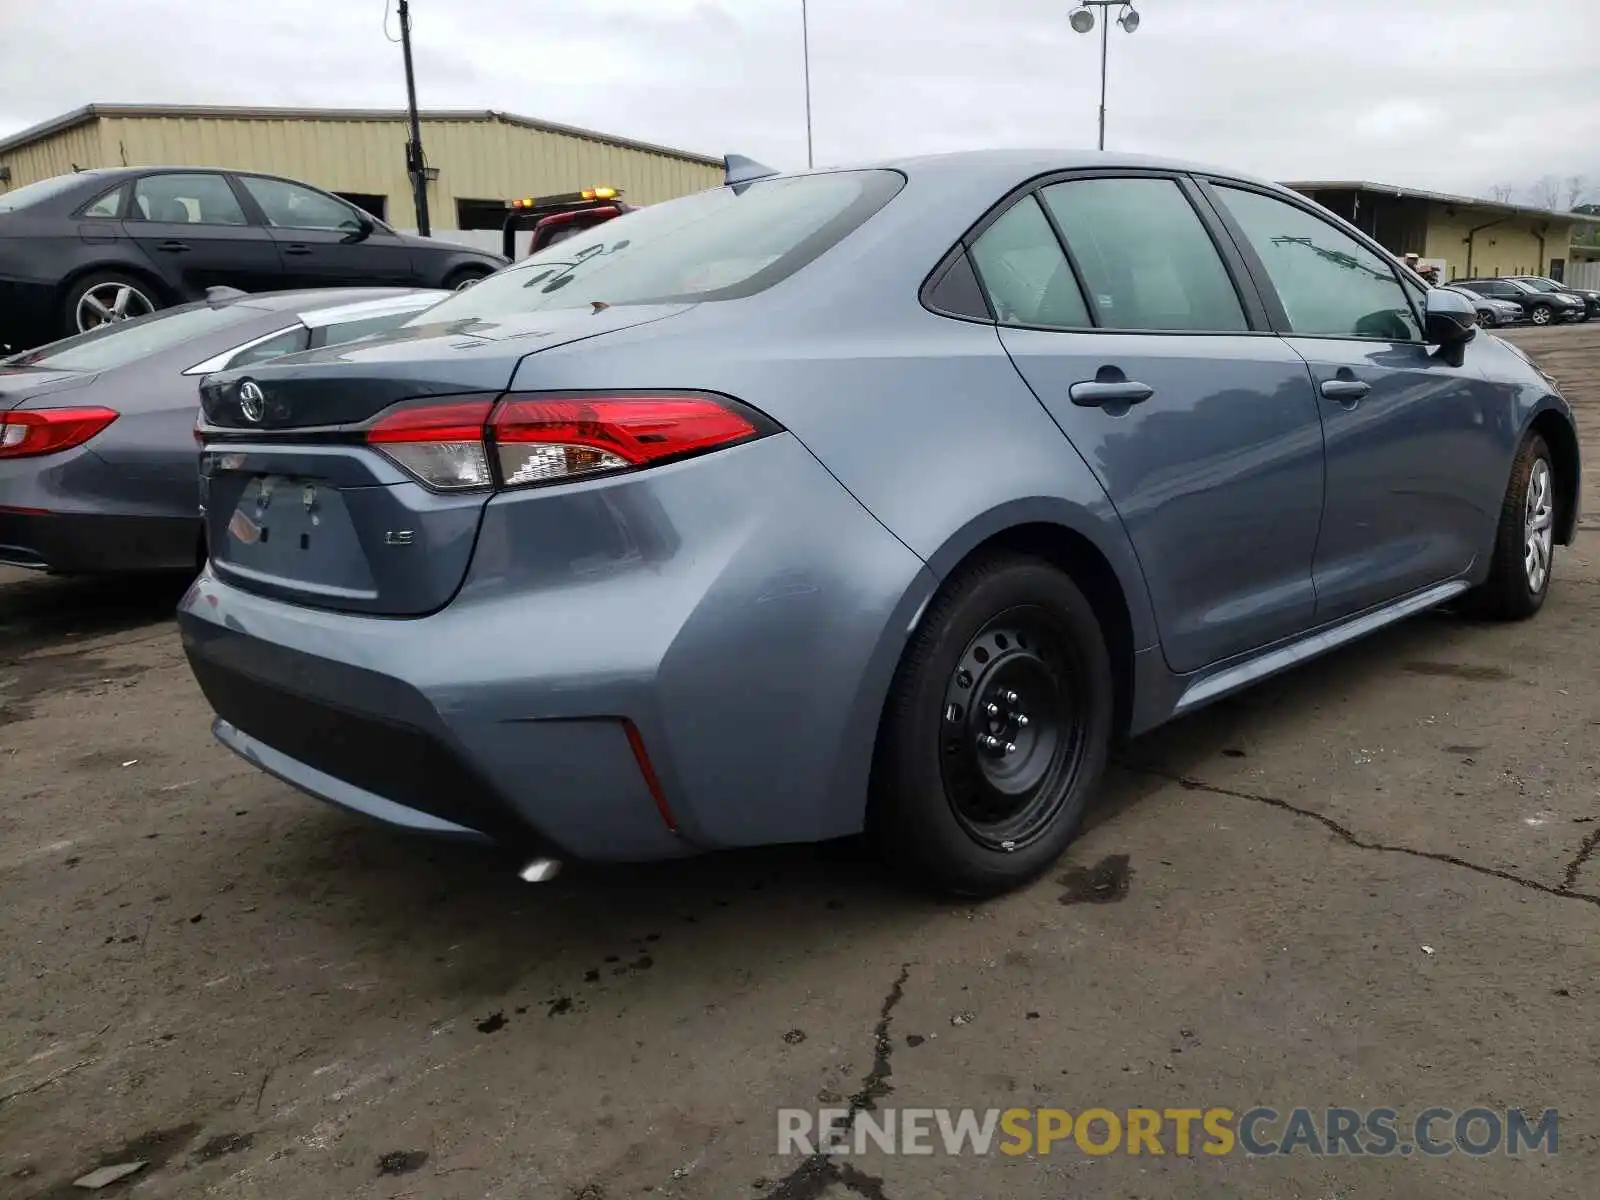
871,553,1113,897
938,608,1090,851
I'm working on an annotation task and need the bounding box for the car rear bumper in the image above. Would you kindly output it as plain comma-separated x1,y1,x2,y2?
177,433,936,862
0,452,198,573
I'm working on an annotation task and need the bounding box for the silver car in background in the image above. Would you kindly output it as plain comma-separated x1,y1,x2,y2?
0,288,446,573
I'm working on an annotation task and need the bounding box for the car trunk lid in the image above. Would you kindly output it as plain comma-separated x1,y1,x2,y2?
197,304,691,617
0,366,100,411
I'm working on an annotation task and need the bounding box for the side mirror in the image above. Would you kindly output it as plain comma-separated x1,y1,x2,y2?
1424,287,1477,346
341,215,376,244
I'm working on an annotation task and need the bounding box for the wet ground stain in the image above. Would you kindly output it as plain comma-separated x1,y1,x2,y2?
1402,661,1512,682
1443,744,1487,755
193,1132,254,1162
475,1012,507,1034
40,1122,201,1198
376,1150,429,1177
1058,854,1134,905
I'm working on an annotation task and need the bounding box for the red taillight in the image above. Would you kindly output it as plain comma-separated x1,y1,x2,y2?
363,392,769,492
366,398,496,491
491,394,762,487
0,407,119,459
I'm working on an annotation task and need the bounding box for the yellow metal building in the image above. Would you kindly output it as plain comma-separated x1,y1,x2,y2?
0,104,723,232
1287,180,1599,282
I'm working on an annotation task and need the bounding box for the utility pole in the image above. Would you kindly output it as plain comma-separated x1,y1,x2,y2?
801,0,814,168
397,0,431,237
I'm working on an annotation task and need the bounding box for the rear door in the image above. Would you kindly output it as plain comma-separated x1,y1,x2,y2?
123,172,284,296
1200,180,1504,622
975,173,1327,674
235,175,417,288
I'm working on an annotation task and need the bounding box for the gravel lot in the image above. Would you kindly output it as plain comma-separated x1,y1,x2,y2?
3,324,1599,1199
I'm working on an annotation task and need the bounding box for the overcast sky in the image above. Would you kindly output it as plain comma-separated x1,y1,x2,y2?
2,0,1597,206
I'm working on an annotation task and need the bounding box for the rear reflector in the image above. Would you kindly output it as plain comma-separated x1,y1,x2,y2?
366,398,496,491
0,407,119,459
362,392,771,492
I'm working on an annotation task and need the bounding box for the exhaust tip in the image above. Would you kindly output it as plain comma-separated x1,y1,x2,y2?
518,857,563,883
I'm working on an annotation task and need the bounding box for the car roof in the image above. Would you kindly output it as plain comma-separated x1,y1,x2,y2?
841,147,1284,193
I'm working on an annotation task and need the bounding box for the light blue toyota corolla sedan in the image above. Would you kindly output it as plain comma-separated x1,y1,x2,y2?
179,150,1580,896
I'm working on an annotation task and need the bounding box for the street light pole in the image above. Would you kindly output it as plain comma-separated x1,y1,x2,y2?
802,0,815,168
397,0,431,237
1069,2,1141,152
1098,10,1108,151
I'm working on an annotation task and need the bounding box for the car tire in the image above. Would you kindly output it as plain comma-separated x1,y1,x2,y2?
1463,433,1557,622
870,553,1114,897
61,271,162,336
1477,309,1497,328
1528,304,1553,326
444,265,494,291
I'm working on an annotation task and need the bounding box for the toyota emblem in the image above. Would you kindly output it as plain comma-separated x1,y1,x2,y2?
238,380,265,423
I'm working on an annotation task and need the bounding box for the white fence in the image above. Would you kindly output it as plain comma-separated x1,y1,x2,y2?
395,228,534,259
1565,261,1600,291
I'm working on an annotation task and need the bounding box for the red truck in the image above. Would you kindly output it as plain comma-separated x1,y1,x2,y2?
500,187,635,260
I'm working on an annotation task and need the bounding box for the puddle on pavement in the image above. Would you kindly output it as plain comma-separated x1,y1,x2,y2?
1401,661,1512,682
1058,854,1134,905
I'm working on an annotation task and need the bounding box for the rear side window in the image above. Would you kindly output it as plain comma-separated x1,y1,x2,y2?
81,186,126,218
312,309,430,348
968,196,1090,328
1211,185,1422,341
1040,178,1248,332
224,326,311,370
413,170,905,322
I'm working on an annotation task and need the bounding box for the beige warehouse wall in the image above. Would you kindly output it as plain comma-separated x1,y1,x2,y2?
1424,204,1574,278
1,114,721,226
98,115,720,227
0,123,109,188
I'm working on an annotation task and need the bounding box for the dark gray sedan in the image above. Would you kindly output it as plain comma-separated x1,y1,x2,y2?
0,287,445,573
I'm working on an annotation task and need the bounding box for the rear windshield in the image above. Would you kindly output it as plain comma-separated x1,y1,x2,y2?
0,173,96,213
413,169,905,324
3,304,255,371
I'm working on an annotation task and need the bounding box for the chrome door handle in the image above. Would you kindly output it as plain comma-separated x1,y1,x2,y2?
1069,380,1154,407
1320,379,1371,401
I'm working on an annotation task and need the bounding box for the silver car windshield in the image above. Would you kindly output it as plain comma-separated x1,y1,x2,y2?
4,304,252,371
413,169,905,324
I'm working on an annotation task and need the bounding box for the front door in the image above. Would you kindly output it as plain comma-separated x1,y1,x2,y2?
1202,181,1503,623
969,175,1327,674
124,172,284,296
234,175,416,288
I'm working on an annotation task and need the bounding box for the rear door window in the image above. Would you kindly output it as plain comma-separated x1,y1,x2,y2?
131,173,248,226
1039,177,1248,332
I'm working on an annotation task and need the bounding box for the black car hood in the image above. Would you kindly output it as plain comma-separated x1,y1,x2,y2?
0,365,100,411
